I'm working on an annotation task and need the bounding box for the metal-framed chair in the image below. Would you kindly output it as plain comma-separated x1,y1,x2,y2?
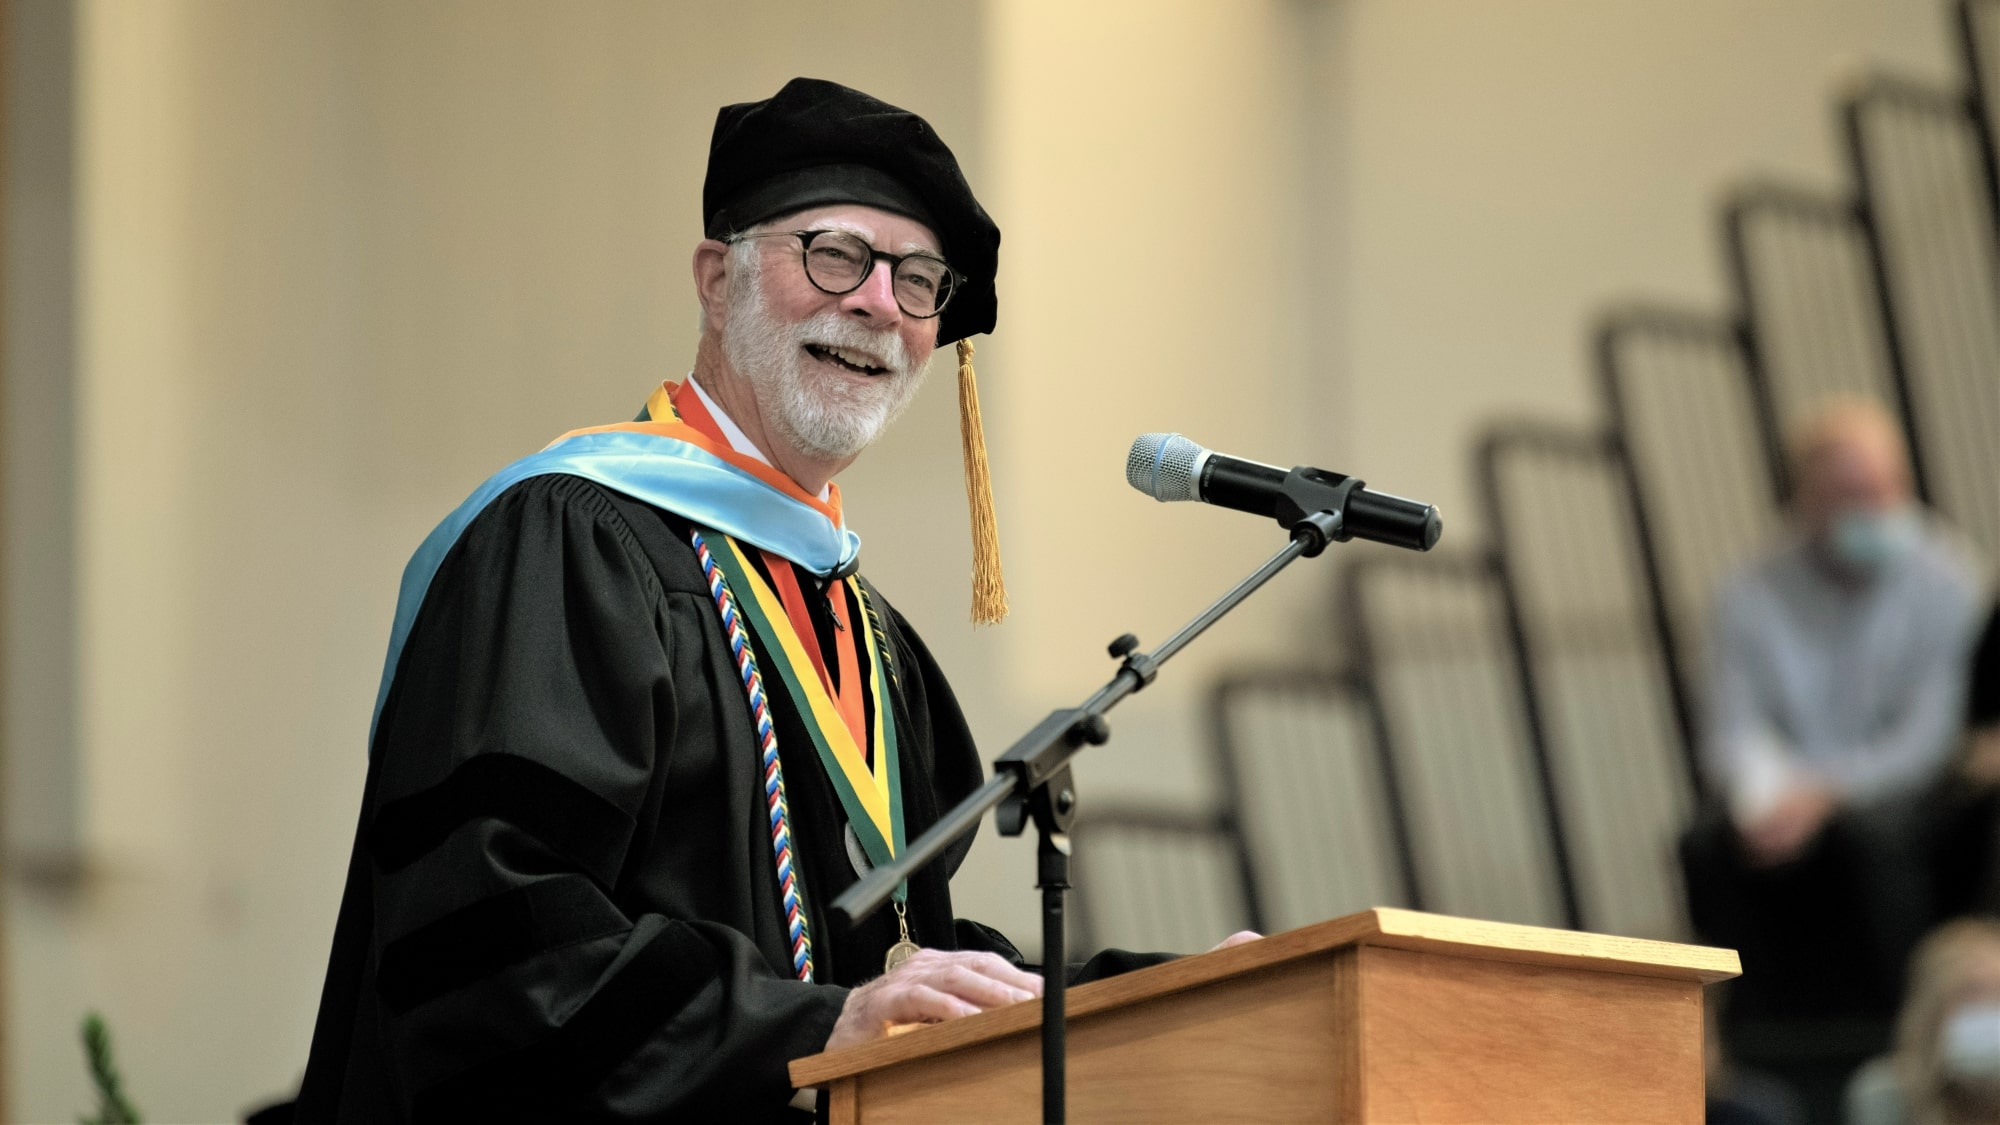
1209,668,1421,934
1479,421,1699,940
1344,552,1578,930
1842,73,2000,556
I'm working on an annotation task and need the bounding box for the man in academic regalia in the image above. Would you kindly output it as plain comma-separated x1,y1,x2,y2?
292,79,1190,1123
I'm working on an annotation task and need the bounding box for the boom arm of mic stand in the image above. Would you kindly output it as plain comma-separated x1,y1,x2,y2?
829,707,1114,928
828,506,1344,929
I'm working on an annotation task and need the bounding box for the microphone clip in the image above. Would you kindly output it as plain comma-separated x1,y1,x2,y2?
1275,468,1360,556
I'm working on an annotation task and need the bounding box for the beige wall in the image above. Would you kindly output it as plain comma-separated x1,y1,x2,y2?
2,1,1956,1119
1335,0,1954,540
945,0,1337,942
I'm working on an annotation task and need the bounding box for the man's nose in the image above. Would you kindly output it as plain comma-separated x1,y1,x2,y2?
839,262,903,323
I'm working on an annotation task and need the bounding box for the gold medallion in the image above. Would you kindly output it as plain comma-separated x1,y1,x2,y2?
885,900,919,972
884,938,920,973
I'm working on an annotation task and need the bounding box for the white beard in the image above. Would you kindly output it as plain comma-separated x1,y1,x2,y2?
721,264,930,461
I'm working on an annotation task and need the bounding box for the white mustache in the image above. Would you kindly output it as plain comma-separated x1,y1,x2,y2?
792,312,911,378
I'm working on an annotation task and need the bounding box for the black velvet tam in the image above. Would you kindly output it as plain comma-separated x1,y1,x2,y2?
702,77,999,345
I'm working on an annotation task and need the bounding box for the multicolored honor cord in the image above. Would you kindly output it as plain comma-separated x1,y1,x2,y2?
690,526,814,983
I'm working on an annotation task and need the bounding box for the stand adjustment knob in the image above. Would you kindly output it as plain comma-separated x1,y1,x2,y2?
1075,714,1111,745
1107,633,1139,659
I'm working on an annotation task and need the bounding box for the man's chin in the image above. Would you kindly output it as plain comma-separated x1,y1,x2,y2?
749,351,922,463
769,395,893,462
780,425,878,463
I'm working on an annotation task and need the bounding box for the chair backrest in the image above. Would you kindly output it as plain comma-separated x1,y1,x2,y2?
1959,0,2000,218
1844,74,2000,559
1344,552,1577,929
1480,423,1698,940
1070,807,1252,954
1961,0,2000,184
1208,668,1420,934
1596,308,1783,736
1722,183,1912,500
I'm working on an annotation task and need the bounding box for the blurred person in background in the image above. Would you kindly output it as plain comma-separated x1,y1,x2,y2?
1683,396,1985,1023
1845,918,2000,1125
291,79,1193,1124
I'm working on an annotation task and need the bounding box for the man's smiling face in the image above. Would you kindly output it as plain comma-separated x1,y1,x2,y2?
721,205,943,461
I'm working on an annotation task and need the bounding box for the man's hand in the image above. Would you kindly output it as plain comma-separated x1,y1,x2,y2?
1208,931,1261,952
824,949,1043,1051
1964,727,2000,785
1739,784,1839,868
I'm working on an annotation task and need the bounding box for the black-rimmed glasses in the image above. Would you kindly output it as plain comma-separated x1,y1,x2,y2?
730,229,960,320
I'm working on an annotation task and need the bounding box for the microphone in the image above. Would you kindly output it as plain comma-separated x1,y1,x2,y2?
1126,432,1442,552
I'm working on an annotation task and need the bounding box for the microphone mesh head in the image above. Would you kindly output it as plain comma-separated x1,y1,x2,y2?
1125,432,1206,502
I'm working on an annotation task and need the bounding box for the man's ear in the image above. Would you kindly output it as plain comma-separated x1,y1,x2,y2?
693,239,733,330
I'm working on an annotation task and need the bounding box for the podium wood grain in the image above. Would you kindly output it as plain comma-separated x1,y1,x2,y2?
790,908,1738,1124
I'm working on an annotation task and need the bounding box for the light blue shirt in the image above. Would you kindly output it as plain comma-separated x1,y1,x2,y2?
1704,526,1985,813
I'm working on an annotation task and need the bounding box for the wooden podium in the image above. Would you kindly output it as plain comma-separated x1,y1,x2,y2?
790,908,1739,1123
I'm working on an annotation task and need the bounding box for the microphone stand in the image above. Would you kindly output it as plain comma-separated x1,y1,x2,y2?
832,473,1363,1125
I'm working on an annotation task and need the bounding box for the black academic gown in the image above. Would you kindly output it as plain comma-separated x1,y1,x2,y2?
295,473,1156,1123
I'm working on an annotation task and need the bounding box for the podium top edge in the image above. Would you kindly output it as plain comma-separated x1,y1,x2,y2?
1359,907,1741,982
788,907,1740,1087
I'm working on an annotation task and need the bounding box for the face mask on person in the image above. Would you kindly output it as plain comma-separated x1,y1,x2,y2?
1829,506,1920,571
1941,1001,2000,1090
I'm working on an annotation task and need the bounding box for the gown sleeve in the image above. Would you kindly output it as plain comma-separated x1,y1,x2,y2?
351,475,843,1122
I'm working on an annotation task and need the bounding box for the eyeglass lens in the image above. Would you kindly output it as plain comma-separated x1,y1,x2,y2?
802,231,956,319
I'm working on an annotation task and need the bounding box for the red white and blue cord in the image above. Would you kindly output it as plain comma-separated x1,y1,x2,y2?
690,526,813,982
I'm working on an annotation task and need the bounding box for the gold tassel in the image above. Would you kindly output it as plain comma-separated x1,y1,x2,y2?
956,338,1007,625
